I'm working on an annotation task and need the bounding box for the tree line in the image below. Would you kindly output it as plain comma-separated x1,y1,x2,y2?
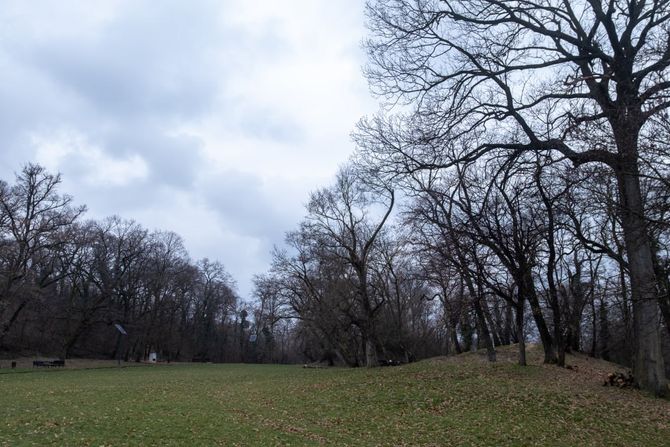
0,164,251,363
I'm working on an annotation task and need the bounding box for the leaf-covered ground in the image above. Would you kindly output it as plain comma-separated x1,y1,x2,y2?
0,346,668,446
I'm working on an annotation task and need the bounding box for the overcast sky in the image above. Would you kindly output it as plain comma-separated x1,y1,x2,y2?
0,0,378,298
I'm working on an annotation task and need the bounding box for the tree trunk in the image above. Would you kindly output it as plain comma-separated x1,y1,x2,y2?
461,311,474,352
0,298,29,349
564,263,588,355
619,248,632,349
473,297,496,362
503,303,513,345
364,333,378,367
590,297,597,358
523,272,556,363
659,292,670,340
536,166,565,367
549,295,565,366
616,167,668,396
451,328,462,354
651,248,670,339
483,302,502,347
516,299,526,366
598,298,610,361
62,318,90,359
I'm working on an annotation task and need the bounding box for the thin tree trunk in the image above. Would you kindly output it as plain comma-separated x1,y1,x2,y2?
523,273,556,363
599,298,610,361
473,297,496,362
536,166,565,366
566,265,586,353
364,332,378,367
462,273,496,361
483,302,502,347
0,298,29,348
590,297,597,358
516,299,526,366
505,303,515,344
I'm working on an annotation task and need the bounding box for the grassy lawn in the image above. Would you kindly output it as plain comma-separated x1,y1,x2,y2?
0,348,668,446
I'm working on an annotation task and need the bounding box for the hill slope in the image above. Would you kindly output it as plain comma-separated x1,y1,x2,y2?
0,346,668,446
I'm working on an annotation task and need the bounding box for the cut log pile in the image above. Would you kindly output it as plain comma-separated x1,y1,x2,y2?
603,372,637,389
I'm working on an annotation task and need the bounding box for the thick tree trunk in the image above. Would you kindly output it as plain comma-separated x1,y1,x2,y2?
619,249,632,344
616,167,667,396
659,293,670,340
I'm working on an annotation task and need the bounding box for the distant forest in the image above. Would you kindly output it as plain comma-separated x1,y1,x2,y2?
0,164,244,363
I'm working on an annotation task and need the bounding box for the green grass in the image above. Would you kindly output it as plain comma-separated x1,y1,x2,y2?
0,349,668,446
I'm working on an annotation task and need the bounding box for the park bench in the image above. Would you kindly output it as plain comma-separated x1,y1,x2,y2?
33,360,65,368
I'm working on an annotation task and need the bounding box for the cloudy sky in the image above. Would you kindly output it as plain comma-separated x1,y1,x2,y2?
0,0,378,298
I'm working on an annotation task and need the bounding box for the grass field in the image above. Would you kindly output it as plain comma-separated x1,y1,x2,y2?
1,346,668,446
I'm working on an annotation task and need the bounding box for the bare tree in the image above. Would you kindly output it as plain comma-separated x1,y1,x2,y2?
0,164,85,346
302,166,395,366
252,273,295,363
358,0,670,395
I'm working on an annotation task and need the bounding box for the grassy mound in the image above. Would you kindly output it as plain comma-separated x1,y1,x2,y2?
0,346,667,446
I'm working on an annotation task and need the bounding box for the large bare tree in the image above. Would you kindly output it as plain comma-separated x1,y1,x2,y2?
359,0,670,395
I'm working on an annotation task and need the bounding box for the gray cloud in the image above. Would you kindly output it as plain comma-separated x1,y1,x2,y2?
199,169,300,239
12,1,223,118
